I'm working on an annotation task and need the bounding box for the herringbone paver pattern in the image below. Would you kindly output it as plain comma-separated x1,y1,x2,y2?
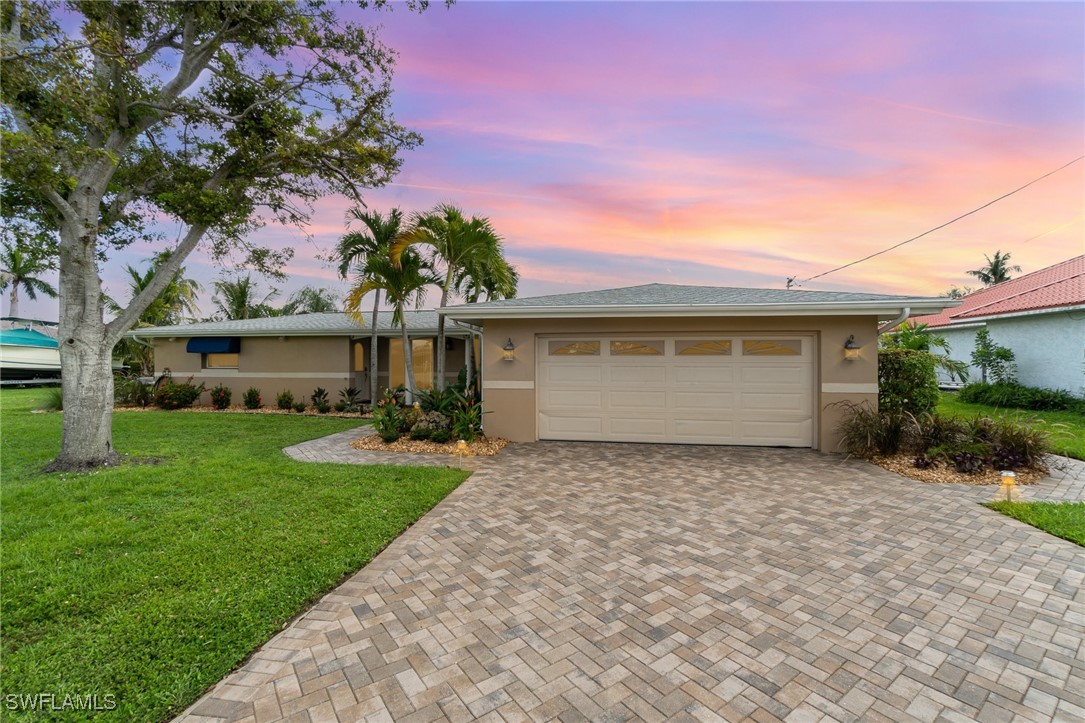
179,443,1084,722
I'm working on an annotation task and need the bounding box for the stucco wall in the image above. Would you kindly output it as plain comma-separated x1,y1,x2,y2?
990,313,1085,395
478,315,879,453
153,336,350,404
937,327,982,385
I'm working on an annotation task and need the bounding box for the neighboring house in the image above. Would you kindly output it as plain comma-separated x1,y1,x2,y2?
913,255,1085,395
441,283,954,453
130,311,476,402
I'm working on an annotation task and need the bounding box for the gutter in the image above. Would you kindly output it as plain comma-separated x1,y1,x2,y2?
877,307,911,335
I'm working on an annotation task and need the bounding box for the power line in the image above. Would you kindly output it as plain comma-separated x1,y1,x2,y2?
793,155,1084,286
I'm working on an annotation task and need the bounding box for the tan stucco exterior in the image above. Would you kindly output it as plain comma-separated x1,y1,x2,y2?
478,316,880,453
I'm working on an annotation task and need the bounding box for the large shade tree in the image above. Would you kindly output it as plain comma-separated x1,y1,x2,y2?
391,204,516,390
334,206,403,403
1,1,423,469
0,242,57,318
967,250,1021,287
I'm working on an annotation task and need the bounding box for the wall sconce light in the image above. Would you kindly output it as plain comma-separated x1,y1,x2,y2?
502,338,516,362
843,335,861,361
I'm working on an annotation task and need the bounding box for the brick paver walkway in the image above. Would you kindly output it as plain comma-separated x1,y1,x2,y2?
180,440,1084,722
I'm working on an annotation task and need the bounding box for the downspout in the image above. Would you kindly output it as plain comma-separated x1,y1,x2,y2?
877,307,911,335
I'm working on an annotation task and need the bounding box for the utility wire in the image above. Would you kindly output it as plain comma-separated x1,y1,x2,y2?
791,155,1084,287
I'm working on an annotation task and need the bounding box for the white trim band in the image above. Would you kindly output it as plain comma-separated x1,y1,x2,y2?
182,371,351,379
482,380,535,390
821,383,879,394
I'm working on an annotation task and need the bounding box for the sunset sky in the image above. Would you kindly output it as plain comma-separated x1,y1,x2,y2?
15,1,1085,319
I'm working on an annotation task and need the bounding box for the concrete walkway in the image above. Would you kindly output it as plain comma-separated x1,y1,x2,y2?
179,436,1084,722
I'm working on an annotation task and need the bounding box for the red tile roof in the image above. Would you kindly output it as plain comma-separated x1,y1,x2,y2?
915,255,1085,328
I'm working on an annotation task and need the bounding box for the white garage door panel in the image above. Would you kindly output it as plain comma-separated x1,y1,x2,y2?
544,390,602,408
673,391,734,410
546,365,602,384
537,336,814,447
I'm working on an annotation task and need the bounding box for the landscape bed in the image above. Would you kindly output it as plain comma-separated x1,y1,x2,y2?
0,388,469,722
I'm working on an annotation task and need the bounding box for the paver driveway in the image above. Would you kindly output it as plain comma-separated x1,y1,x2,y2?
181,443,1085,722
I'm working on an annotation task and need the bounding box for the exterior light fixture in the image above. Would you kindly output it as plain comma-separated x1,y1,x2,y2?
843,335,861,361
502,338,516,362
997,470,1019,501
456,439,468,467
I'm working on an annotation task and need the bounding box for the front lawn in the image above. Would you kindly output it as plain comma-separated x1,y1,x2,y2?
0,388,468,722
985,501,1085,547
938,392,1085,460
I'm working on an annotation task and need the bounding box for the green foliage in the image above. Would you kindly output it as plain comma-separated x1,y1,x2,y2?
984,502,1085,547
939,392,1084,460
449,394,484,443
971,328,1017,384
832,402,909,458
209,384,232,410
291,401,307,413
372,392,403,442
909,410,1052,472
879,322,969,383
959,382,1083,413
36,385,63,411
409,425,433,441
430,429,452,444
0,388,464,722
338,387,363,413
114,374,154,408
310,387,329,406
967,250,1021,287
242,387,262,410
276,390,295,410
415,387,462,416
154,380,205,410
878,348,939,415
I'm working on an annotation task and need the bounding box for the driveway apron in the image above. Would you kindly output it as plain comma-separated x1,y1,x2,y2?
179,442,1085,722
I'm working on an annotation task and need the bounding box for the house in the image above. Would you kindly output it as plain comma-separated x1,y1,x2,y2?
131,311,477,402
912,255,1085,395
441,284,955,452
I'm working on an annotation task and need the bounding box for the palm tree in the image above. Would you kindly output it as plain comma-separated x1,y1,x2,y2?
211,275,279,320
0,243,57,318
391,204,513,389
880,321,969,383
345,248,436,398
281,286,339,315
454,253,519,390
967,251,1021,287
107,251,202,374
334,207,404,403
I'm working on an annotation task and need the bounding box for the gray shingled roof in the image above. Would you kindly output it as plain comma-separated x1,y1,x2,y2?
442,284,951,318
131,311,469,338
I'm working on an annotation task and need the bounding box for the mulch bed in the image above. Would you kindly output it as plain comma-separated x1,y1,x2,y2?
351,435,509,457
113,405,372,419
870,455,1046,486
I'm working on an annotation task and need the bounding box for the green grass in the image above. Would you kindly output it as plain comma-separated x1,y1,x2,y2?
985,501,1085,547
938,392,1085,460
0,388,468,722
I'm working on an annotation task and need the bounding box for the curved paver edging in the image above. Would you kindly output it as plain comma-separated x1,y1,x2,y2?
283,426,495,469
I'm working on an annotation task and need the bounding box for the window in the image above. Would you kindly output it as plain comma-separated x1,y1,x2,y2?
389,339,434,389
204,353,239,368
742,340,802,356
610,340,663,356
548,340,600,356
676,340,732,356
353,341,367,372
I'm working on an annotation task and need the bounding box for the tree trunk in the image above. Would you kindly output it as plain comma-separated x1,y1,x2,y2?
435,281,450,390
464,330,474,391
45,224,121,470
369,290,380,403
8,286,19,318
400,308,418,402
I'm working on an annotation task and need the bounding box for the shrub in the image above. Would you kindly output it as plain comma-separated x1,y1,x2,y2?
310,387,329,407
409,425,432,441
832,402,909,458
450,395,483,443
292,401,307,413
315,401,331,414
276,390,295,410
430,429,452,444
958,382,1083,412
416,387,461,416
38,386,64,411
971,328,1016,384
242,387,262,409
949,449,986,474
910,412,969,456
372,393,403,442
338,387,362,413
114,374,153,407
878,348,938,415
155,380,205,410
988,416,1052,469
209,384,232,410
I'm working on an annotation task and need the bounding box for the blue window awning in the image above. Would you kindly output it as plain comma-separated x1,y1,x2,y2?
186,337,240,354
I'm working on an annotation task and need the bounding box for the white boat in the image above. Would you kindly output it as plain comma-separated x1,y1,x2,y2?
0,319,61,380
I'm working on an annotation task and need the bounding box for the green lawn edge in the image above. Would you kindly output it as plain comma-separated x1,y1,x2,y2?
937,392,1085,461
983,501,1085,547
1,388,469,722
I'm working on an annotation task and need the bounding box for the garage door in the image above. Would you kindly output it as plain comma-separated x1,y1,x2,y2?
537,335,814,446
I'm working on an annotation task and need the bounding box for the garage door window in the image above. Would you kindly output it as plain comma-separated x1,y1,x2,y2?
610,340,663,356
549,340,600,356
676,340,732,356
742,340,802,356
